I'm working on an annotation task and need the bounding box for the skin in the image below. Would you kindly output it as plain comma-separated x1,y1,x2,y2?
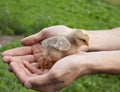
2,25,120,92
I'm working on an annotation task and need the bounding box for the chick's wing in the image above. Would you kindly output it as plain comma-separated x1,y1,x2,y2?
41,35,71,51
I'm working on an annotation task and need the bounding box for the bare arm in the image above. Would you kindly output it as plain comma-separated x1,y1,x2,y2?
87,27,120,51
83,51,120,74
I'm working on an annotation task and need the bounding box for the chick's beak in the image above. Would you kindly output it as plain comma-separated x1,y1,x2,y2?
84,41,89,46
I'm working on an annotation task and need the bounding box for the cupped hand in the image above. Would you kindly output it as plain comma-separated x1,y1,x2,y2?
2,25,88,67
9,53,90,92
1,25,73,67
21,25,75,46
2,25,90,92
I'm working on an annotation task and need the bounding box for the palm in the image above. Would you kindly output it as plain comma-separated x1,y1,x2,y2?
9,53,85,92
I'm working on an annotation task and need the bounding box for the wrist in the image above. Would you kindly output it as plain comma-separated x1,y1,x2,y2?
83,51,120,75
86,29,120,51
86,31,101,51
79,52,113,75
76,53,94,76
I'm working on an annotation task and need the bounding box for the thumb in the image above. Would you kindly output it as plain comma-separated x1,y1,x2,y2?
21,31,45,46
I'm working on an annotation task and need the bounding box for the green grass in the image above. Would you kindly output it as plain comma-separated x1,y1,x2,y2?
0,0,120,92
0,0,120,35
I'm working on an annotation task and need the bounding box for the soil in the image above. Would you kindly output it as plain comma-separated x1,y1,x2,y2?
0,36,23,47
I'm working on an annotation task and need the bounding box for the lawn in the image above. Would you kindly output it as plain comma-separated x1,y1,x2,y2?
104,0,120,6
0,0,120,92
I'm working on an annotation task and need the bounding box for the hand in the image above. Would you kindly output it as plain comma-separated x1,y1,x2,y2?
2,25,88,68
2,25,89,91
21,25,76,46
2,45,89,92
9,53,90,92
2,25,75,59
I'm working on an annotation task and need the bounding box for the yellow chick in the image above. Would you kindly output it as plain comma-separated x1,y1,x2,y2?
40,29,89,69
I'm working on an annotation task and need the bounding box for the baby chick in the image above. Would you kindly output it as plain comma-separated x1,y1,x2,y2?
40,29,89,69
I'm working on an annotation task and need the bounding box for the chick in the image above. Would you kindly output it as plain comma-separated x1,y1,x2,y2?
40,29,89,69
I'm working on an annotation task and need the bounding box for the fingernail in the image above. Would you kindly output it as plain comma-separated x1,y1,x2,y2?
25,81,32,89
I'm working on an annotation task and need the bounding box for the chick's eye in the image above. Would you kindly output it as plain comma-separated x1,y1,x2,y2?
82,39,86,42
77,37,86,42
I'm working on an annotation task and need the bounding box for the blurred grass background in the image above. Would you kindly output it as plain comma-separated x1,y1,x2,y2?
0,0,120,92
